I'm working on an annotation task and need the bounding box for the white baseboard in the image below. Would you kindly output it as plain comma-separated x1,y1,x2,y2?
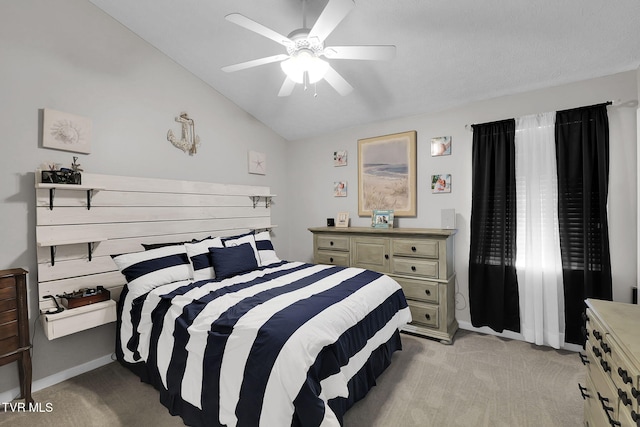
458,321,583,353
0,353,115,403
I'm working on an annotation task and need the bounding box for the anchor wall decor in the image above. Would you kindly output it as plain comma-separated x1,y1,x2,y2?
167,112,200,155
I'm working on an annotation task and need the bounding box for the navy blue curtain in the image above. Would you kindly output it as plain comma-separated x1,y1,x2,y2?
469,119,520,333
555,103,612,345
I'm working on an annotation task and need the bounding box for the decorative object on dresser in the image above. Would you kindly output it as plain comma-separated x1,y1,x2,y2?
336,212,349,228
357,130,417,217
167,112,200,155
309,227,457,344
0,268,33,404
579,299,640,426
372,209,394,228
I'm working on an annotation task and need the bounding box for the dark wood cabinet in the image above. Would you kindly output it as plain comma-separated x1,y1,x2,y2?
0,268,32,404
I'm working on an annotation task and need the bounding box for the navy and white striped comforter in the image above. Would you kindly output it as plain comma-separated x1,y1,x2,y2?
117,261,411,426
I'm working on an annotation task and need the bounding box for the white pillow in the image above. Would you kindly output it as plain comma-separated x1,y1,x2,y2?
254,231,281,266
222,232,261,266
185,237,223,281
112,245,191,294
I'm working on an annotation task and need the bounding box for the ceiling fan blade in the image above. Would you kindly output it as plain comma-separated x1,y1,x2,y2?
323,45,396,61
278,78,296,97
323,65,353,96
308,0,354,42
221,54,290,73
225,13,293,47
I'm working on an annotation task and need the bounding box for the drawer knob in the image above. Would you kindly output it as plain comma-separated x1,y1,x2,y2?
330,241,334,246
592,345,602,358
618,367,632,384
578,383,590,399
618,389,632,407
593,330,602,341
411,266,417,271
601,342,611,354
425,289,431,296
384,254,389,259
632,387,640,402
581,312,589,322
581,326,589,339
597,392,614,412
600,359,611,373
424,313,431,320
329,257,334,263
411,246,417,252
631,410,639,422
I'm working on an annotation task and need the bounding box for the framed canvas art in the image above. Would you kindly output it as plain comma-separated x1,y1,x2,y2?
357,131,417,216
42,108,92,154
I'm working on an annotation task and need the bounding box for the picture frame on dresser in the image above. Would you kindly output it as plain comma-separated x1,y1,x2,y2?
336,212,349,228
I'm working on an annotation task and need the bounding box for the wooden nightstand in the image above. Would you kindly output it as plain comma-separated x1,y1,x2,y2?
0,268,33,404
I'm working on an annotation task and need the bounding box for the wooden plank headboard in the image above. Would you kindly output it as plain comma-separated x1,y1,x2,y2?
35,172,274,338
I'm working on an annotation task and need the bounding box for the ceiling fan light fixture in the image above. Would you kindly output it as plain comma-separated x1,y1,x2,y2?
280,50,329,84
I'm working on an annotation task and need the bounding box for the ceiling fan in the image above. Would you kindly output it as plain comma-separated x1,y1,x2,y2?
221,0,396,97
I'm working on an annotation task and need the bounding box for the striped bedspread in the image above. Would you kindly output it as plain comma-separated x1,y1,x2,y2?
117,261,411,427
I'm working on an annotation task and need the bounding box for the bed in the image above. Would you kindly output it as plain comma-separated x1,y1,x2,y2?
114,232,411,427
34,172,411,425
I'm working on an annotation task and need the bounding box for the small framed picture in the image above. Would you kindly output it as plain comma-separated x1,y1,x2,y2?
334,181,347,197
431,174,452,193
431,136,451,156
334,150,347,166
336,212,350,228
372,209,394,228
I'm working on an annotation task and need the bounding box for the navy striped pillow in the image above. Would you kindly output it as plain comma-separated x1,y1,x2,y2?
112,245,191,293
254,231,280,265
185,237,223,281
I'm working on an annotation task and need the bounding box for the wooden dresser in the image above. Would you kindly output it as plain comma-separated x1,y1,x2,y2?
0,268,33,404
581,299,640,426
308,227,457,344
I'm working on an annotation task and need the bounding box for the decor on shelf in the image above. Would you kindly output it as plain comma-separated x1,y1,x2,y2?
167,112,200,155
248,150,267,175
357,130,417,217
334,150,347,166
431,136,452,156
42,108,92,154
333,181,347,197
40,157,83,185
336,212,349,228
431,174,452,193
372,209,394,228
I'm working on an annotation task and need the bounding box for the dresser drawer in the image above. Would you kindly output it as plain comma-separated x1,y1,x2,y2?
392,258,438,278
316,235,350,251
0,283,16,301
315,251,350,267
0,309,17,325
0,335,19,356
392,239,439,258
392,276,438,304
407,301,439,328
607,336,638,412
0,298,17,313
0,320,18,341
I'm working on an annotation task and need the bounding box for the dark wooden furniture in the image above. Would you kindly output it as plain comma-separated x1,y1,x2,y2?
0,268,32,404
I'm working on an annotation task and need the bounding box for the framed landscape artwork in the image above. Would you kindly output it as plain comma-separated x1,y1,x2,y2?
357,130,417,217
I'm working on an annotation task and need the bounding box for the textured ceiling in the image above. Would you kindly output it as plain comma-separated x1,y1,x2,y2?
88,0,640,141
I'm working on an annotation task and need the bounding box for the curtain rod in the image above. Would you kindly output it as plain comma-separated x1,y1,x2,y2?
464,100,615,132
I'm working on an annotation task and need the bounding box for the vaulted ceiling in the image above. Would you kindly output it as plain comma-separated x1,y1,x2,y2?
88,0,640,141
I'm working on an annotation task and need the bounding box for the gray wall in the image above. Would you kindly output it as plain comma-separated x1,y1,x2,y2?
0,0,289,395
287,71,638,334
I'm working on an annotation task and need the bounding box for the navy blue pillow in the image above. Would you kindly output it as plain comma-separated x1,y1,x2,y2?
210,243,259,280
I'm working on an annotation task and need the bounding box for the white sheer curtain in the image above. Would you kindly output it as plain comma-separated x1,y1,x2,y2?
515,112,565,349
